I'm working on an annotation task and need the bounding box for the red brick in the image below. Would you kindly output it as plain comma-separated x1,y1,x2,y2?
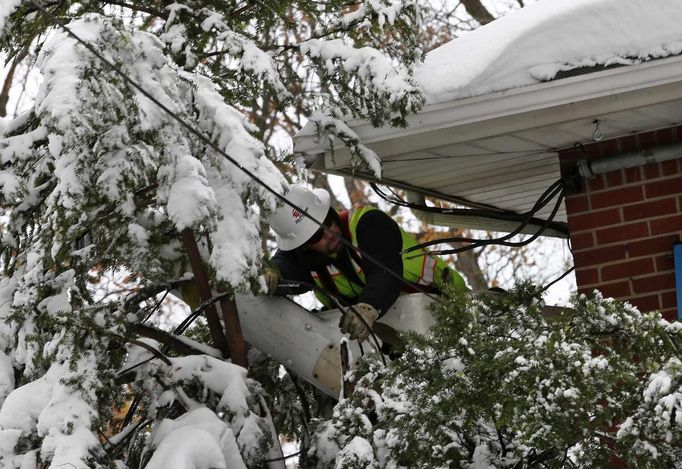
569,208,621,232
600,139,621,158
565,194,589,214
661,290,678,309
605,170,623,187
644,164,660,180
656,128,675,146
645,178,682,199
626,235,679,258
638,131,658,149
624,166,642,184
601,258,654,282
627,294,660,313
649,214,682,236
655,254,675,272
587,174,605,192
581,144,601,159
591,186,644,209
619,135,639,154
558,148,581,165
661,158,681,176
575,267,599,285
571,232,594,250
660,309,677,322
597,281,631,298
622,198,677,221
574,245,626,267
596,222,649,245
631,273,676,294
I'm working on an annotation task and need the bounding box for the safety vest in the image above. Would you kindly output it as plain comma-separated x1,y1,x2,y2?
311,206,467,307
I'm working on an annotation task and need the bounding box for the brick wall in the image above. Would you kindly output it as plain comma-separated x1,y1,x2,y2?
559,128,682,321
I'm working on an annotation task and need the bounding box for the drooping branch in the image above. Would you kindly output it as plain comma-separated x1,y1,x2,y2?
130,323,212,357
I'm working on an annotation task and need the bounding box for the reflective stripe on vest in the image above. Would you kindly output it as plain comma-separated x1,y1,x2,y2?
312,206,467,306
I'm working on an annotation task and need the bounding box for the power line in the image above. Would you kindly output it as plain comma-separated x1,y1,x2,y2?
373,176,568,257
539,266,575,294
370,181,569,235
416,184,566,256
28,1,441,303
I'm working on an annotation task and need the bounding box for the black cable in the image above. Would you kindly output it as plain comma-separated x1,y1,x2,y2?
141,290,170,323
28,1,440,305
399,178,566,256
539,266,575,294
370,180,569,234
262,450,301,463
371,179,564,257
173,292,230,335
425,185,565,256
174,309,203,336
116,354,155,377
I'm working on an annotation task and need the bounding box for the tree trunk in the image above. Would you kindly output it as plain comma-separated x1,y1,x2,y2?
461,0,495,25
452,240,489,291
343,177,368,207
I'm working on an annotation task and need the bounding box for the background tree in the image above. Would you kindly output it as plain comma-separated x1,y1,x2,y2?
250,0,572,302
0,1,424,467
309,285,682,467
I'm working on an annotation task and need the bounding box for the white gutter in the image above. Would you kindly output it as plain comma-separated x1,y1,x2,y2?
295,55,682,169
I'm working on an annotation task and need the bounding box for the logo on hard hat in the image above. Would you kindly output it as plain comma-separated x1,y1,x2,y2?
292,207,306,224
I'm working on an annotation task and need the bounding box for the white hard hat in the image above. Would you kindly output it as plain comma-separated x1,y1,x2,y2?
268,185,331,251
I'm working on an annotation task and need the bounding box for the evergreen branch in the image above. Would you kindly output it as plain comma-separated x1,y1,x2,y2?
103,417,151,450
128,338,171,365
121,278,192,309
129,323,208,357
99,1,166,19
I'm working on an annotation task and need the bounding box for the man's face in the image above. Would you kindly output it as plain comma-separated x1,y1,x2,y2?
307,220,343,255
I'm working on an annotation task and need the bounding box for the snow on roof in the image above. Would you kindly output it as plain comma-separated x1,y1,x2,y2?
417,0,682,105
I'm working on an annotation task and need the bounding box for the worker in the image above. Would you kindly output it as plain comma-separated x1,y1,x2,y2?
266,185,467,342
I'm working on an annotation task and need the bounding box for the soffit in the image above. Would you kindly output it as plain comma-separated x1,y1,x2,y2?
295,56,682,226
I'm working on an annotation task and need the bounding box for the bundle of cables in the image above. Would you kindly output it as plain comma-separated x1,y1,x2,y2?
370,177,568,257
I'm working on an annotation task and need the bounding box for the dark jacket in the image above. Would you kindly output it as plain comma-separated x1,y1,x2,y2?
270,209,403,314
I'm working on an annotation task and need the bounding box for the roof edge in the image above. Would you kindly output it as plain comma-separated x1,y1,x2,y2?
294,54,682,157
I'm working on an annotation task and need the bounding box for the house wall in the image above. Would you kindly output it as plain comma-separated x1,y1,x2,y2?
559,127,682,321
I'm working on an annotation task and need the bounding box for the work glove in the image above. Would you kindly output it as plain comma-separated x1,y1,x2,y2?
339,303,379,342
263,268,280,294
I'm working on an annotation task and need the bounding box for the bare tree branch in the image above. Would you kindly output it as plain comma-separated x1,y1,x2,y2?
460,0,496,25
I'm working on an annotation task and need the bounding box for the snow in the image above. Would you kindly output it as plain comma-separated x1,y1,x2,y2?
166,152,218,229
0,353,12,404
308,111,382,177
0,0,21,36
0,363,61,432
417,0,682,104
0,358,101,469
302,38,416,105
442,357,465,372
147,407,246,469
336,436,376,468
